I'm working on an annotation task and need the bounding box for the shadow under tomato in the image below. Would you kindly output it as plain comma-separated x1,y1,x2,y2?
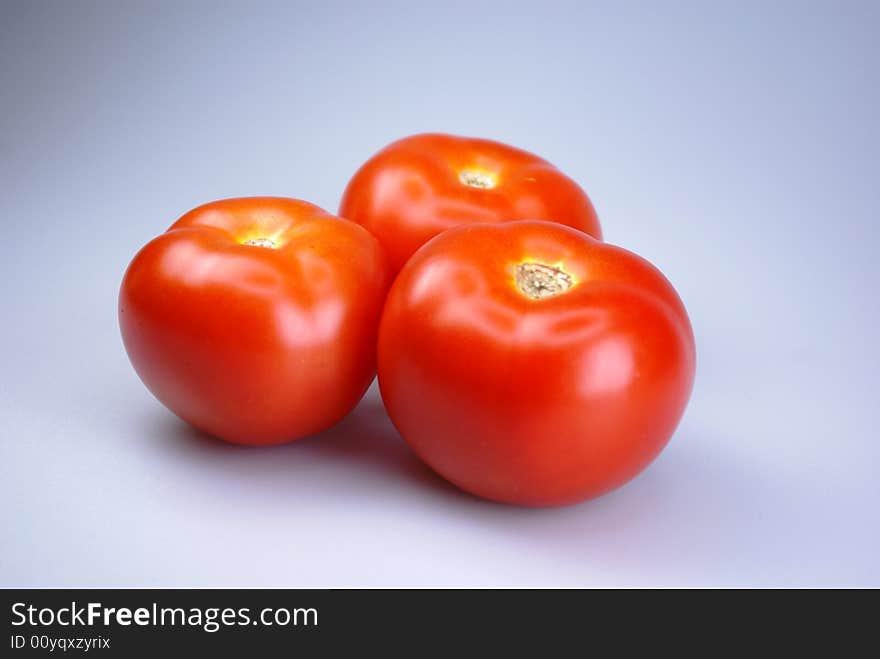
140,386,801,584
146,386,474,506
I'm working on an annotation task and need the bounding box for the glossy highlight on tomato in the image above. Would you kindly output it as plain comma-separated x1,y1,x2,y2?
377,220,695,506
339,133,602,274
119,197,389,446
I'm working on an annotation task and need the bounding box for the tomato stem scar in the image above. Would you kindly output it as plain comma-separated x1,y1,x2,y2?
241,238,277,249
458,170,496,189
515,262,572,300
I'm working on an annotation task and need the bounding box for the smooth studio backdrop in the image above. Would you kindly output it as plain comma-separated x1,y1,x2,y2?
1,0,877,586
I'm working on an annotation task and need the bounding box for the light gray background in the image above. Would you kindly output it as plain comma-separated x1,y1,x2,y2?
1,0,877,587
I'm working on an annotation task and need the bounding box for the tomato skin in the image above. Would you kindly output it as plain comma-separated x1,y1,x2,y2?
377,221,695,506
119,197,389,446
339,133,602,274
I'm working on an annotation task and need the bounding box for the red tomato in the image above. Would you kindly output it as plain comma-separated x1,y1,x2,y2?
119,197,389,446
378,221,695,506
339,133,602,274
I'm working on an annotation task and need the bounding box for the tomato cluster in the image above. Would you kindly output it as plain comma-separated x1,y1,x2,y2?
120,133,695,506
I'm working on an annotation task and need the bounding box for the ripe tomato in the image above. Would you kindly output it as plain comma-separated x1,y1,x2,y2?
339,133,602,274
378,221,695,506
119,197,389,446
